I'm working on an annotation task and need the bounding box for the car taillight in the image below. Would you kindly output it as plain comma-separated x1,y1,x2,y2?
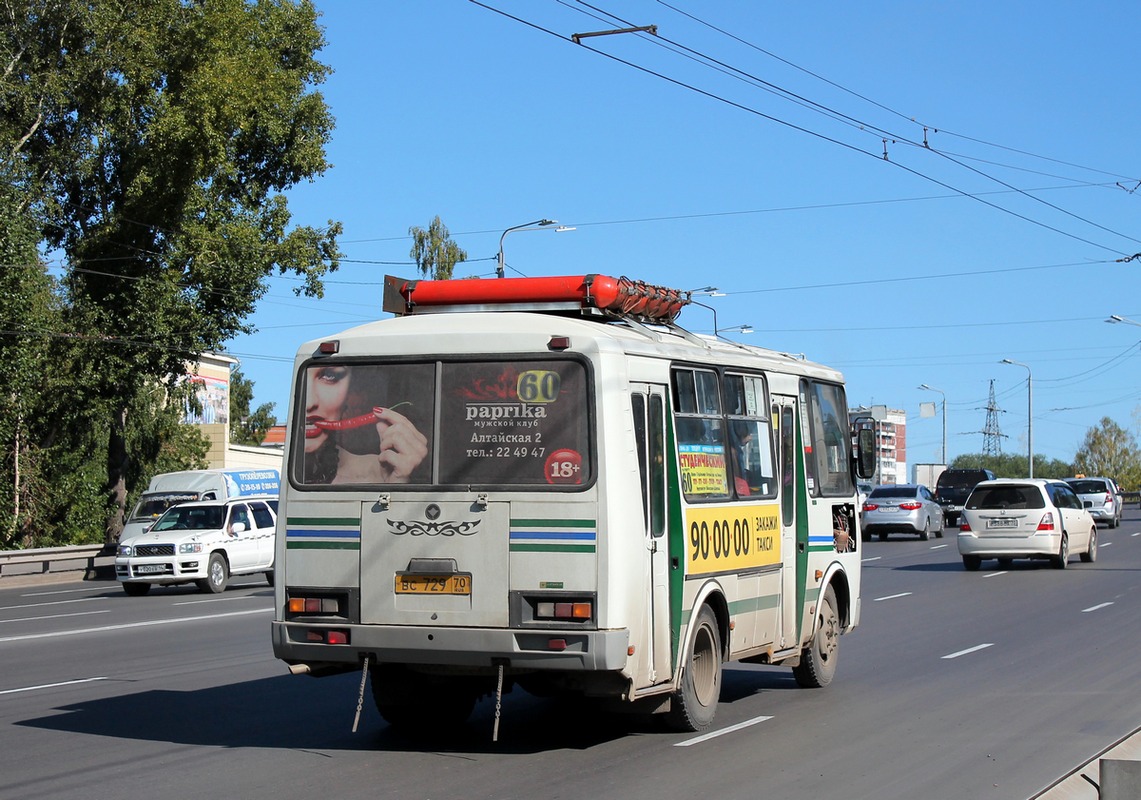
1037,512,1056,531
899,502,922,510
960,521,971,531
863,503,879,512
1105,493,1113,504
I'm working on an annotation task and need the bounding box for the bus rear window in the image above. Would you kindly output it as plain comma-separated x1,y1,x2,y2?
295,358,591,488
438,360,590,486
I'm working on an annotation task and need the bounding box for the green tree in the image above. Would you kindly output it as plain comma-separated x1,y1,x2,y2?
950,452,1072,479
2,0,341,544
1073,417,1141,490
409,216,468,280
229,368,277,446
0,179,59,545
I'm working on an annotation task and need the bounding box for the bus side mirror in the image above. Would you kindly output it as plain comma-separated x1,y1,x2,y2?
854,428,876,480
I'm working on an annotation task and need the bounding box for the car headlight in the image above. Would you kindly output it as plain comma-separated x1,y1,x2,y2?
179,542,203,554
118,544,133,557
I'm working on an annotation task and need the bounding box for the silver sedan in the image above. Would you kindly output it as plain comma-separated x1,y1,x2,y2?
861,484,945,541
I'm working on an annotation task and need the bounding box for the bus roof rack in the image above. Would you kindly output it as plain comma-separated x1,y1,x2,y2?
382,274,691,324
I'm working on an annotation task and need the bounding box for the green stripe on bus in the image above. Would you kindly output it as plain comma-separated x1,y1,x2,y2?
287,517,360,526
510,519,596,528
509,543,596,553
728,594,780,615
286,541,360,550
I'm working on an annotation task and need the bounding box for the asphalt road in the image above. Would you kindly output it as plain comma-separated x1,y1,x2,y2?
2,513,1139,800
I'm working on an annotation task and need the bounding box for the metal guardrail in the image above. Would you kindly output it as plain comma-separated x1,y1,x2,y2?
0,544,115,582
1122,491,1141,508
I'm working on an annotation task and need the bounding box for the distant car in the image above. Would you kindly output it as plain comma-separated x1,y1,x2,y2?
1064,477,1122,528
935,468,996,527
861,484,944,541
958,479,1097,571
115,497,278,595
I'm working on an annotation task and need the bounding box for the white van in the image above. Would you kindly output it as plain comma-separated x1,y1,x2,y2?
115,497,278,595
120,468,280,542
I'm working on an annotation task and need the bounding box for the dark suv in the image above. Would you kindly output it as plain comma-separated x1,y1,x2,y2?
935,468,996,526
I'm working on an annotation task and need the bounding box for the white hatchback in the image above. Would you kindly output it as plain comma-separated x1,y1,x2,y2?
958,479,1097,571
115,497,278,595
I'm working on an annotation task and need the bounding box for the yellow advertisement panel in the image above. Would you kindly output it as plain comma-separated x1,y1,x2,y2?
686,504,781,575
678,445,729,496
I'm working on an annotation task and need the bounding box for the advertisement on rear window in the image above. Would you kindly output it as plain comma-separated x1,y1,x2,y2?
299,362,436,485
297,359,589,487
439,360,590,486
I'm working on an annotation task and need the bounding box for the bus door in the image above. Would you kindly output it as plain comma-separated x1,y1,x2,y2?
631,384,670,683
773,395,800,648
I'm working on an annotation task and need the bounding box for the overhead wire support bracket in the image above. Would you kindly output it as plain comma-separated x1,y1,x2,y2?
571,25,657,44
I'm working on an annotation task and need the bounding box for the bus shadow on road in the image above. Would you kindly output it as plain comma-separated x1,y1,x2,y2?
18,669,786,754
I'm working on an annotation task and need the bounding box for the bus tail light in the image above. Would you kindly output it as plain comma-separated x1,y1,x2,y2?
305,629,349,645
1037,512,1056,531
535,600,593,622
287,593,344,616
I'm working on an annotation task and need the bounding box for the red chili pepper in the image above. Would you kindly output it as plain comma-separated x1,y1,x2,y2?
313,409,382,432
312,401,411,432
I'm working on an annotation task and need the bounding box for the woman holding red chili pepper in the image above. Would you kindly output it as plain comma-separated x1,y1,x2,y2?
303,365,428,484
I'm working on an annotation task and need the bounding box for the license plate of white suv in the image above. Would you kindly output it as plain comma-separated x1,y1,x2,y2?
987,518,1018,529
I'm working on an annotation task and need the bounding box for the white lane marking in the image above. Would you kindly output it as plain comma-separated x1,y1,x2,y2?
0,610,111,625
0,677,108,695
1082,602,1114,613
930,544,949,550
942,643,994,660
1100,542,1112,547
0,597,98,612
862,556,881,563
21,587,104,597
0,607,271,643
1131,532,1139,537
874,592,912,602
174,594,262,606
675,715,774,746
984,571,1007,578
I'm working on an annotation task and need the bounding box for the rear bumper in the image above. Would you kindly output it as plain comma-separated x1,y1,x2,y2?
271,620,630,673
863,520,923,534
957,531,1061,558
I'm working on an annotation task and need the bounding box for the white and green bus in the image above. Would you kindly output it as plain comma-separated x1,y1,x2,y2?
271,274,875,733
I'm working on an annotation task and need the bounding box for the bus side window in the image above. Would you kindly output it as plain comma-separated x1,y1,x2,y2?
724,373,777,499
632,393,649,529
649,394,666,536
807,382,854,497
780,406,795,526
672,367,729,501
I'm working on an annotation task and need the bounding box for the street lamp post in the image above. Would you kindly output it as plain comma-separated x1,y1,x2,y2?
497,219,569,278
1107,314,1141,328
918,384,947,466
1001,359,1033,478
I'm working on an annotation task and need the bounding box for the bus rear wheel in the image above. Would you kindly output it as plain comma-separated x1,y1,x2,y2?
667,604,722,732
793,586,839,688
370,664,477,731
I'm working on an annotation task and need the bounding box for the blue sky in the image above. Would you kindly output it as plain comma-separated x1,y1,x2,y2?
228,0,1141,467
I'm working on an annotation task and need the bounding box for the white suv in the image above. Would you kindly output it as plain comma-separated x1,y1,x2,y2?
1064,477,1123,528
116,497,278,595
958,479,1096,571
